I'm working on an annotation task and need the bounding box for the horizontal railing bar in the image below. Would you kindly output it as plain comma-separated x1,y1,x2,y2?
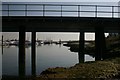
2,10,43,11
3,10,120,13
97,11,116,13
2,10,120,14
3,4,78,6
2,4,120,7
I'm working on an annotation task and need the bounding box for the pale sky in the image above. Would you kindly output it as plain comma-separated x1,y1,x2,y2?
1,0,120,2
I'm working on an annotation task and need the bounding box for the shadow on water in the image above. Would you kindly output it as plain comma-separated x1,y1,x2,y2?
2,46,36,80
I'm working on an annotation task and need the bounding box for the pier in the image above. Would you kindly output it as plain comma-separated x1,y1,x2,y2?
2,3,120,78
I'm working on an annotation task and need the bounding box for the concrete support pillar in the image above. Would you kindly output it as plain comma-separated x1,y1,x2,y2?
31,31,36,76
118,32,120,39
95,27,106,60
2,35,3,54
78,52,84,63
19,26,26,78
78,31,85,63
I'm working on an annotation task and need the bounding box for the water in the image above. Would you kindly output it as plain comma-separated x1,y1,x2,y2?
0,47,2,79
2,44,95,76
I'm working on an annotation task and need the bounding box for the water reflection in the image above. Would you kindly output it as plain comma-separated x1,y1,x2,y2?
2,44,94,78
0,47,2,80
78,52,84,63
85,54,95,62
78,52,95,63
19,48,25,78
2,46,18,76
2,44,94,80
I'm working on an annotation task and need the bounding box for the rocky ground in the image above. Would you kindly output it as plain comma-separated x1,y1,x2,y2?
39,59,120,78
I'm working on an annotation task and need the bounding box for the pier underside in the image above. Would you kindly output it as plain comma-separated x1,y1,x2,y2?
2,16,120,32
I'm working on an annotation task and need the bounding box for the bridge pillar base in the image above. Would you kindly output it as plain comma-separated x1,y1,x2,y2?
95,27,106,61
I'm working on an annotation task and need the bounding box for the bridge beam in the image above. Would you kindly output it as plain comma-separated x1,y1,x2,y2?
19,26,26,78
79,31,85,63
95,27,106,60
31,31,36,76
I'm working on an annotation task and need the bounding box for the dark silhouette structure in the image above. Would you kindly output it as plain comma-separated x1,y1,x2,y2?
2,3,120,78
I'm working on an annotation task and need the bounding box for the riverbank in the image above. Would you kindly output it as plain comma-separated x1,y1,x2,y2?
64,36,120,59
39,57,120,79
38,36,120,79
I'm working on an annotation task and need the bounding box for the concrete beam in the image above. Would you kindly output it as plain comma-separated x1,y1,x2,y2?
2,16,120,32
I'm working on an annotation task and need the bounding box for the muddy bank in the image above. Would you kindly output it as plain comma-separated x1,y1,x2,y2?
39,58,120,79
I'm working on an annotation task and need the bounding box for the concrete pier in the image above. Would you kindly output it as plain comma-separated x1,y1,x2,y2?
2,35,3,54
79,31,85,63
31,31,36,76
78,52,84,63
95,27,106,60
19,26,26,77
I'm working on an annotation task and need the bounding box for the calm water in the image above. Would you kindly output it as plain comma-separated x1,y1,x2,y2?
2,44,95,76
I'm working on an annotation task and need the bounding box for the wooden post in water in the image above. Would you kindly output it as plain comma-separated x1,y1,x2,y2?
78,31,85,63
31,31,36,77
19,26,26,78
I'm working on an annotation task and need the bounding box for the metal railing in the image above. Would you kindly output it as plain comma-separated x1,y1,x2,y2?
2,4,120,18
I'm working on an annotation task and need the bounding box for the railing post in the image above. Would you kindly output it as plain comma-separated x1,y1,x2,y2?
43,4,45,17
25,4,27,16
8,4,9,16
61,5,62,17
78,5,80,17
95,5,97,17
112,6,114,18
